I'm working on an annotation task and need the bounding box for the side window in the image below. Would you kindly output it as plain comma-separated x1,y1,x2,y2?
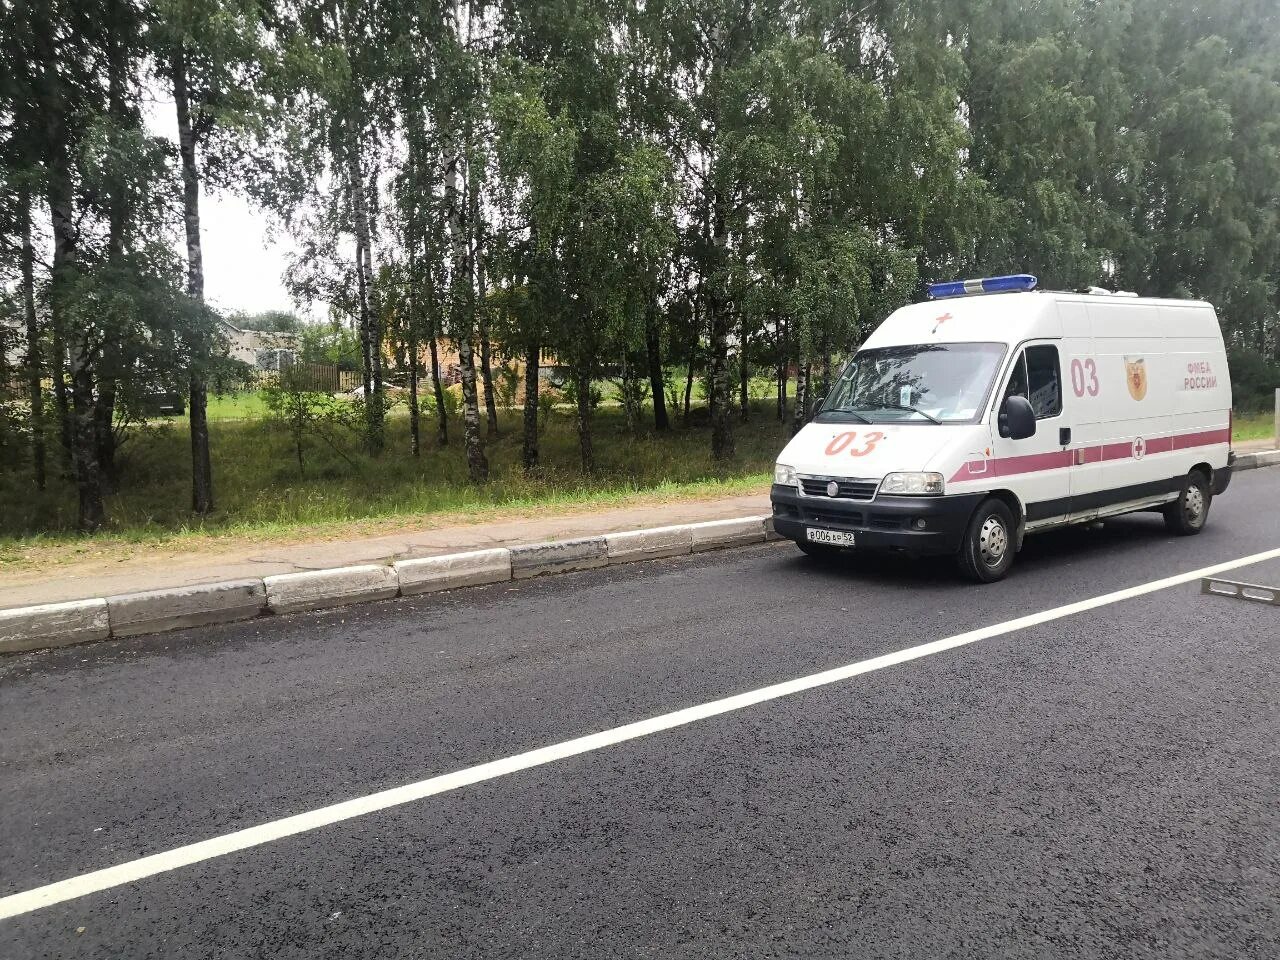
1001,353,1029,405
1025,345,1062,418
1000,345,1062,420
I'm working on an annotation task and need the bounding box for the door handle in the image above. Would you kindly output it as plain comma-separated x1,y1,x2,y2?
1059,427,1072,446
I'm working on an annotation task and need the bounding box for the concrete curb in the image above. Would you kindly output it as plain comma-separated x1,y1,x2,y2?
265,565,399,615
0,515,774,655
107,579,267,638
1236,449,1280,471
0,599,110,653
510,537,609,579
605,525,693,563
690,517,768,552
395,548,512,596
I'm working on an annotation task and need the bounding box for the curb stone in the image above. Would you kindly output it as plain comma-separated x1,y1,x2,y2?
395,549,512,596
510,537,609,579
265,565,399,615
605,525,693,563
1236,450,1280,471
0,599,110,654
107,579,267,637
690,517,768,552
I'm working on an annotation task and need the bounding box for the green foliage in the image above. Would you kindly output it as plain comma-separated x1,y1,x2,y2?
559,375,603,413
230,310,303,333
536,389,556,433
496,361,521,409
4,0,1280,537
0,397,31,469
208,355,258,396
439,384,461,423
953,0,1280,357
1228,349,1280,413
61,245,220,452
261,366,358,477
297,321,360,371
0,404,787,542
1233,410,1275,444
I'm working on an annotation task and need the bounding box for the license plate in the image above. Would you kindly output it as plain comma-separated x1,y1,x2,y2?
807,528,855,547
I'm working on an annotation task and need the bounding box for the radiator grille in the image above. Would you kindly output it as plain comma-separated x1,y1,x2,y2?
798,477,878,501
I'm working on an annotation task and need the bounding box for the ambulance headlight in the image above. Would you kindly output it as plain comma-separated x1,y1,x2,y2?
880,472,945,496
774,463,798,486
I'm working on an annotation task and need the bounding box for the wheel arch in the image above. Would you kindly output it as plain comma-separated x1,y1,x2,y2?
982,488,1027,548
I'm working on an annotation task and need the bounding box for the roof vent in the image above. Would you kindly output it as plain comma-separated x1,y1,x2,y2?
1082,286,1140,298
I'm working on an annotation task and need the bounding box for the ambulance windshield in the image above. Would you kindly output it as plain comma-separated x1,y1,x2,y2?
818,342,1006,424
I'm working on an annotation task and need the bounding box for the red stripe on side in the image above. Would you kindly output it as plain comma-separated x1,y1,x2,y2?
1098,441,1133,463
949,450,1073,482
948,426,1228,484
986,450,1075,478
1173,428,1230,450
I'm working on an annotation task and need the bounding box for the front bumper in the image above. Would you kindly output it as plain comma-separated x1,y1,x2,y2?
770,484,984,556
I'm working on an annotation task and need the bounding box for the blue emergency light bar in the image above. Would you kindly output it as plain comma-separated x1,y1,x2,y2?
927,274,1038,299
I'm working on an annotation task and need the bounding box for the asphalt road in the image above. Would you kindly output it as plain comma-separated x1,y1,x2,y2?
2,468,1278,959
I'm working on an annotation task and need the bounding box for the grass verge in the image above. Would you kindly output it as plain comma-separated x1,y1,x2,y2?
4,401,1271,571
1233,410,1275,444
0,403,783,568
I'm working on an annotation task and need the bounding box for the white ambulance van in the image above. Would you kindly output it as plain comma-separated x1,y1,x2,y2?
770,274,1235,582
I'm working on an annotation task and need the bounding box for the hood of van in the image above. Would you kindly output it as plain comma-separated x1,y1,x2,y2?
776,421,985,481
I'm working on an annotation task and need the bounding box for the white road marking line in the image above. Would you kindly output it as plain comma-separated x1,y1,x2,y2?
3,546,1278,920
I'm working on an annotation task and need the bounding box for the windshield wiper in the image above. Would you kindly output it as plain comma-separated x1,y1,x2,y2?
877,403,941,424
820,408,871,423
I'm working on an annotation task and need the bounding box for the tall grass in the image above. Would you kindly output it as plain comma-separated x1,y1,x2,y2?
1232,410,1275,443
205,391,272,421
0,402,786,549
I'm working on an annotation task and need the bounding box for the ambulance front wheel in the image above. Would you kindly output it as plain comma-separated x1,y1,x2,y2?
956,498,1016,583
1163,469,1211,535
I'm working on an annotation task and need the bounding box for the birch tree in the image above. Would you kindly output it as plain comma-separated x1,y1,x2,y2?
155,0,276,512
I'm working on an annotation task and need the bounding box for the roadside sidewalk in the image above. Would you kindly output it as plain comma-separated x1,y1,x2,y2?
1235,437,1277,453
0,490,771,610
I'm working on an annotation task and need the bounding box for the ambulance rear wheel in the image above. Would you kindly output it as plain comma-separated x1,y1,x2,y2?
956,498,1016,583
1164,469,1211,535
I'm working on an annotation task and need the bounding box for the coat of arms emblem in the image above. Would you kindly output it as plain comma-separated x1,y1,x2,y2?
1124,356,1148,401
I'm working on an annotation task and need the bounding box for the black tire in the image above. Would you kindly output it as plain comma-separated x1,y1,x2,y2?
797,540,845,560
956,498,1017,583
1163,469,1211,535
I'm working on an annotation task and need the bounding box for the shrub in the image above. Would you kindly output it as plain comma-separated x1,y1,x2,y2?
497,360,521,409
1229,348,1280,412
262,368,359,477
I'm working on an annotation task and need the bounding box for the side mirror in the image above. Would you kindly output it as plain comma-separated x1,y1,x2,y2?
810,394,826,417
999,395,1036,440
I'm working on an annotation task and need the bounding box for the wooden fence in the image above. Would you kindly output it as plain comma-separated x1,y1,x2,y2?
247,365,398,394
252,366,386,393
255,361,340,393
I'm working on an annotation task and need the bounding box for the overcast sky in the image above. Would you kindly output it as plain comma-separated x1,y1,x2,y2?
145,94,303,319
